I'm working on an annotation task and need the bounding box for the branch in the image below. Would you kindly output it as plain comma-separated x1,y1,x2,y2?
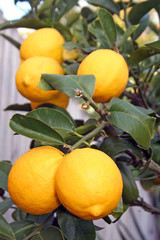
130,71,150,109
70,121,107,151
131,198,160,215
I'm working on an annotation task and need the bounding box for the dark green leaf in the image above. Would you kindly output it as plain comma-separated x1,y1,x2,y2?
52,0,78,22
31,226,64,240
133,14,150,40
111,198,123,218
53,22,72,41
120,25,138,49
58,209,96,240
0,162,12,176
63,41,79,51
4,103,31,112
9,114,64,145
0,19,51,31
87,0,120,15
12,208,27,222
0,170,8,191
70,18,88,45
39,74,96,104
10,220,36,240
99,138,142,159
98,8,117,48
0,212,15,239
146,40,160,51
128,0,160,24
88,19,111,49
62,63,79,75
140,54,160,70
108,98,155,149
117,162,139,204
0,199,13,214
103,216,112,224
130,47,160,66
0,33,20,49
27,108,75,137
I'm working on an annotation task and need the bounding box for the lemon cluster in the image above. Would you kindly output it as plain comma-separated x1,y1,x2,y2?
16,28,75,109
8,146,123,220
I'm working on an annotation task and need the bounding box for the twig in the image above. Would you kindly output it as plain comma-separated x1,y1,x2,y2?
23,211,55,240
131,198,160,215
70,121,107,151
75,89,106,120
130,71,150,109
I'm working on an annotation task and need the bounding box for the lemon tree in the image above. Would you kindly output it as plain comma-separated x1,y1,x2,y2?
1,0,160,240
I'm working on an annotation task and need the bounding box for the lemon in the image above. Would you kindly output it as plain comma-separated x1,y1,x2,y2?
77,49,129,103
56,148,123,220
16,56,64,102
8,146,64,215
20,28,65,63
30,91,69,110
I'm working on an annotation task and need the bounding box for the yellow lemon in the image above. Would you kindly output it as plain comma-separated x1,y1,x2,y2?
20,28,65,63
56,148,123,220
77,49,129,103
8,146,64,215
16,56,64,102
30,91,69,110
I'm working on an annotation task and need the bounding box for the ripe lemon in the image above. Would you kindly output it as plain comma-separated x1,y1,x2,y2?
16,56,64,102
30,91,69,110
20,28,65,63
56,148,123,220
77,49,129,103
62,48,80,61
8,146,64,215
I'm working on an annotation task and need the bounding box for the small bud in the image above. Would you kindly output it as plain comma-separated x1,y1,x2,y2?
81,102,90,110
75,89,83,97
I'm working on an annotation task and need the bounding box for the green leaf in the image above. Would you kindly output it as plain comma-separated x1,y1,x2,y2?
70,18,88,45
0,162,12,176
108,98,155,149
52,0,78,22
99,138,142,159
0,33,20,49
120,25,138,49
31,226,64,240
27,108,75,137
88,19,111,49
65,119,98,145
39,74,96,103
133,14,149,40
10,221,37,240
98,8,117,48
0,199,13,214
87,0,120,15
5,103,31,112
130,47,160,66
128,0,160,24
57,209,96,240
9,114,64,145
0,18,51,31
12,208,27,222
62,63,79,75
0,212,16,239
111,198,123,218
0,170,8,191
146,40,160,51
117,162,139,204
53,22,72,41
